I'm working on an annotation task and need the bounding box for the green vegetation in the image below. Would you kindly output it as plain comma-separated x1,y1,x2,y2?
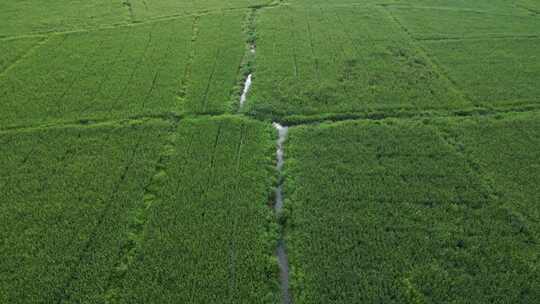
246,6,467,120
0,37,43,72
111,116,278,303
1,0,540,302
0,12,244,128
129,0,271,21
517,0,540,14
0,116,279,303
391,0,516,12
0,0,129,37
0,0,269,37
422,38,540,108
283,114,540,303
388,6,540,40
438,112,540,243
181,13,246,114
0,120,170,303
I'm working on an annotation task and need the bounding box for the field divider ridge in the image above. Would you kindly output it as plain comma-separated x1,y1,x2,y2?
200,14,226,113
102,117,181,302
305,9,321,84
269,103,540,126
435,126,499,198
515,3,540,16
122,0,136,22
2,102,539,135
413,34,540,42
381,4,536,17
0,36,50,78
0,112,182,134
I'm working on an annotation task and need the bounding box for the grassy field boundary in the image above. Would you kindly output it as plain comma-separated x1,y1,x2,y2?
0,36,48,77
103,119,180,303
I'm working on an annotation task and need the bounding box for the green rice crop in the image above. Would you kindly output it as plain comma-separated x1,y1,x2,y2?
422,38,540,107
0,37,43,72
180,12,246,115
246,6,467,121
283,116,539,303
0,0,266,37
0,116,280,303
112,116,278,303
129,0,271,21
0,0,129,37
0,12,245,128
438,112,540,245
517,0,540,14
0,120,170,303
1,0,539,302
389,0,518,12
388,6,540,40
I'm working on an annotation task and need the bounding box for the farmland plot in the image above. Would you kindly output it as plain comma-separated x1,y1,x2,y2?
438,112,540,246
517,0,540,14
288,0,514,9
129,0,271,21
0,120,170,303
283,119,539,303
421,38,540,108
0,0,129,37
0,12,245,128
0,37,43,72
390,0,522,13
181,13,246,114
388,6,540,40
246,6,467,120
113,116,278,303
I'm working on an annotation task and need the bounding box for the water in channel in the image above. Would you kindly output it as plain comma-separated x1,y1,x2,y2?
272,122,292,304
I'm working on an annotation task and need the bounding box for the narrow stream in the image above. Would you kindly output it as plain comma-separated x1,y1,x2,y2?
239,73,252,109
239,42,255,109
272,122,292,304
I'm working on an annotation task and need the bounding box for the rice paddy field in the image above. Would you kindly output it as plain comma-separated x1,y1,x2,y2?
0,0,538,303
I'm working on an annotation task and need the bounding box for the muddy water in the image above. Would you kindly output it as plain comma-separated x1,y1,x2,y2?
239,73,252,109
273,122,288,211
239,43,255,109
277,239,291,304
272,122,292,304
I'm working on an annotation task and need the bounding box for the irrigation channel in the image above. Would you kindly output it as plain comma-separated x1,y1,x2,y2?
273,122,292,304
239,35,292,303
239,74,252,109
238,42,255,109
